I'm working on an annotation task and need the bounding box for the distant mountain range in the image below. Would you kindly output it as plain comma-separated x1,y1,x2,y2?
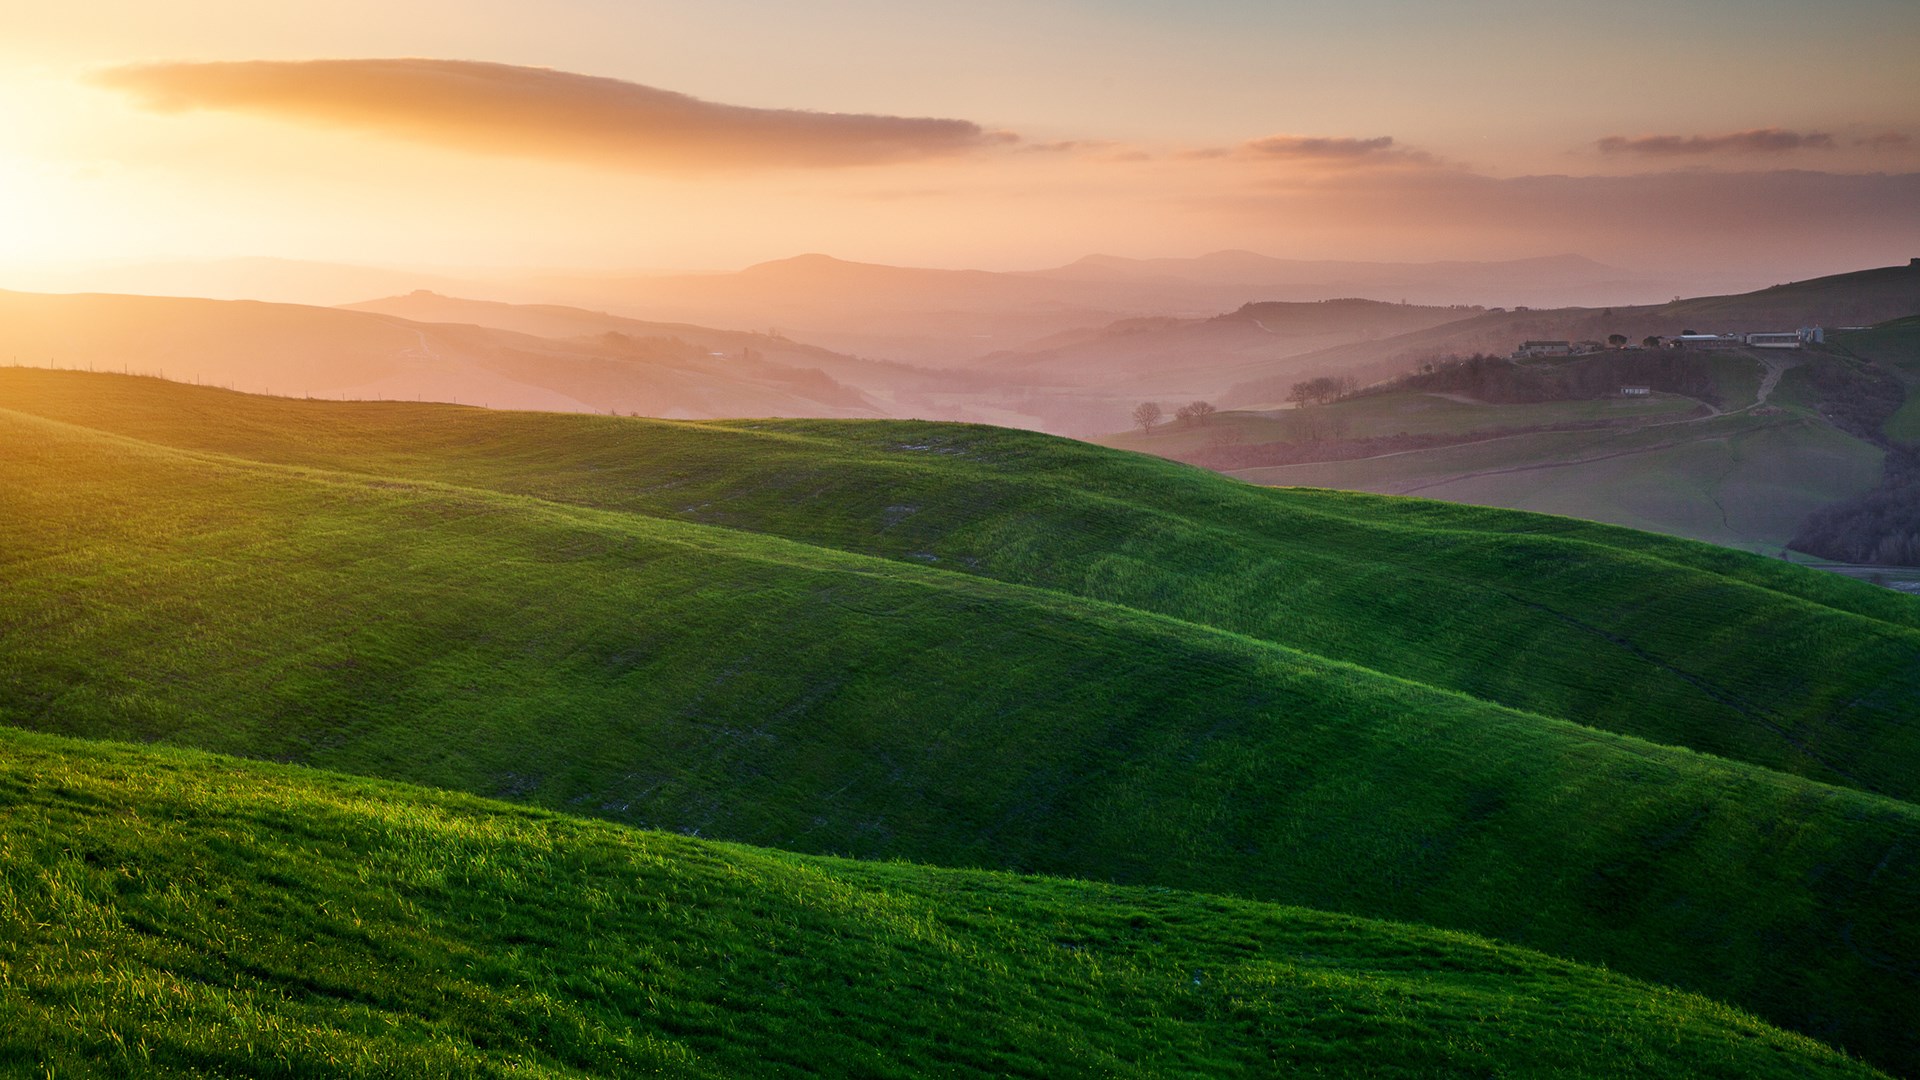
0,289,890,420
3,261,1911,438
5,250,1762,365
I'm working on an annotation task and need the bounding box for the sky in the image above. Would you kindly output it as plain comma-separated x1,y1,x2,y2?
1,0,1916,282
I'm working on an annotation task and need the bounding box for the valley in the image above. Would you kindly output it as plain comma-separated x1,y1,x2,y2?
7,7,1917,1074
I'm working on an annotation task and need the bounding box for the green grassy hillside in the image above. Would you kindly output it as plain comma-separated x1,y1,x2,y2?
7,369,1917,802
3,371,1920,1070
2,730,1881,1079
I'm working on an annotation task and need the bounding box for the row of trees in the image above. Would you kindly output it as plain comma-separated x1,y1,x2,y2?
1788,353,1915,567
1285,375,1361,407
1790,446,1920,566
1131,400,1217,434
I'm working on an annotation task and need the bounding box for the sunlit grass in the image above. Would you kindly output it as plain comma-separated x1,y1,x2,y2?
0,729,1889,1078
1,370,1917,1072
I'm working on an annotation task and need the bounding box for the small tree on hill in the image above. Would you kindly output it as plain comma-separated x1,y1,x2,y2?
1287,376,1356,407
1132,401,1164,435
1642,335,1662,349
1608,333,1629,348
1185,400,1217,426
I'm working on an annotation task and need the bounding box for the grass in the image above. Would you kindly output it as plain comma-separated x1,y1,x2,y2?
6,369,1918,801
3,371,1920,1071
0,728,1892,1079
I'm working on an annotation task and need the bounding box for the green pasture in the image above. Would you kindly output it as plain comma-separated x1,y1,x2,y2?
1,730,1886,1079
2,371,1919,1071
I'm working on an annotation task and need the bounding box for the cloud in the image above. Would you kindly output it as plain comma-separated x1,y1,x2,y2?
1182,134,1436,168
1596,128,1836,156
95,58,1014,169
1241,135,1400,159
1015,139,1116,155
1857,132,1912,149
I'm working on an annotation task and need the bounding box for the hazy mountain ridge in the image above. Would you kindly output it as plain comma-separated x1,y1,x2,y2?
0,287,888,420
4,260,1911,439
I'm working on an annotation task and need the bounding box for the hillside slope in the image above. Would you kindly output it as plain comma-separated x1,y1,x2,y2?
2,372,1918,1070
2,730,1882,1079
1229,404,1884,554
340,290,967,398
981,300,1475,396
0,289,885,421
1223,262,1920,409
7,369,1917,803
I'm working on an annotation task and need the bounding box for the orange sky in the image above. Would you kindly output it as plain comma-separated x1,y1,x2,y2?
1,0,1916,284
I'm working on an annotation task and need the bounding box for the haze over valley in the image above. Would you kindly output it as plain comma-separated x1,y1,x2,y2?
2,1,1918,1076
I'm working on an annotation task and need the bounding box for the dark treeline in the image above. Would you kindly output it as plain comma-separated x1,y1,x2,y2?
1360,352,1720,405
1795,353,1907,443
1784,349,1915,567
1790,445,1920,566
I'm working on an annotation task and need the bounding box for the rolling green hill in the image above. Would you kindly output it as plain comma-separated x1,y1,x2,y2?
3,729,1882,1079
2,370,1919,1070
8,368,1917,800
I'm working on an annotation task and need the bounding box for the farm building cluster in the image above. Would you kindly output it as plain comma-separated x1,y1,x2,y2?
1514,326,1826,359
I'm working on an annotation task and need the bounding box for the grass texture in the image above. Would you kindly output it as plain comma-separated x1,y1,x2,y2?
0,729,1888,1079
1,370,1917,1071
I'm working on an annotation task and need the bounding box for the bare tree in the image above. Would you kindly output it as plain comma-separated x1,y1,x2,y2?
1132,401,1164,434
1185,400,1217,426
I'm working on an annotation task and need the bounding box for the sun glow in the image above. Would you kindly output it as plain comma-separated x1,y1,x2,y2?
0,154,70,267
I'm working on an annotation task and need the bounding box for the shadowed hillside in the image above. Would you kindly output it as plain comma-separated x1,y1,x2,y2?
2,371,1918,1071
